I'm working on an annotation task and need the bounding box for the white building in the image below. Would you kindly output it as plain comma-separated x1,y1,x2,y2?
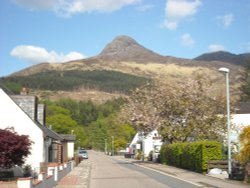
0,88,64,173
231,102,250,145
128,129,163,161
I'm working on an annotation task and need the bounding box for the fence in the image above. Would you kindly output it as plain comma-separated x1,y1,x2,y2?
16,161,74,188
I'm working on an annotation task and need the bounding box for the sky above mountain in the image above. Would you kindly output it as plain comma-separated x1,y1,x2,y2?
1,0,250,76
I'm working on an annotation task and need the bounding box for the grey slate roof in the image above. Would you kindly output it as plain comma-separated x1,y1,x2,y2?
59,134,76,141
38,123,63,141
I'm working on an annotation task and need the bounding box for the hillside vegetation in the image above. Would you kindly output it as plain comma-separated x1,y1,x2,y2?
1,70,151,95
45,97,135,151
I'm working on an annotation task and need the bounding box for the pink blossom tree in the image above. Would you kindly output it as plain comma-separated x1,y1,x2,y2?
120,76,227,143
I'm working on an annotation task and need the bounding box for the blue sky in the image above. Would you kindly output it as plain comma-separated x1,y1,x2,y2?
1,0,250,76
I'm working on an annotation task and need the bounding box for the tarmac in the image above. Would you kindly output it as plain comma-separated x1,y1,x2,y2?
54,152,250,188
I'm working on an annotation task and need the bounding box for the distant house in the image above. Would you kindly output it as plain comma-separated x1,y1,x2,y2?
60,134,76,162
128,129,162,161
231,102,250,144
0,88,75,173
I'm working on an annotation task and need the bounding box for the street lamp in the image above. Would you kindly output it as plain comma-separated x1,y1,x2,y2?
111,136,114,156
218,67,231,177
104,139,107,155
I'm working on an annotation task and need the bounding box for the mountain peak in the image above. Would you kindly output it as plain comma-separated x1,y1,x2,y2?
99,35,142,57
98,35,166,63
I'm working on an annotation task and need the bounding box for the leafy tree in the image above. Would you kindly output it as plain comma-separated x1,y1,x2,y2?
45,97,134,150
87,114,135,151
0,128,33,169
46,104,71,116
120,76,227,143
240,58,250,101
46,114,79,134
237,125,250,164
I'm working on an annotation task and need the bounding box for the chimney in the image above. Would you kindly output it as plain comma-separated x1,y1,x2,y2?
20,87,29,95
37,104,46,125
11,95,38,121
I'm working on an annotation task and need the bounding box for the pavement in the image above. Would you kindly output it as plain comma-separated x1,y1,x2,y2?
54,159,91,188
54,152,250,188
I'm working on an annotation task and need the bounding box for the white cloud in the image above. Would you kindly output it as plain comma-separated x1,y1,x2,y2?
13,0,141,17
208,44,225,52
162,0,202,30
10,45,86,64
136,4,154,12
216,13,234,28
180,33,194,47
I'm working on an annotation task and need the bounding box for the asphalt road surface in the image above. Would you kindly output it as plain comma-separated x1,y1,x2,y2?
89,150,200,188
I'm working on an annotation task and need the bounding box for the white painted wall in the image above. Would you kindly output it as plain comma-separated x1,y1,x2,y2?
0,89,44,171
67,142,75,159
143,130,162,157
129,130,163,157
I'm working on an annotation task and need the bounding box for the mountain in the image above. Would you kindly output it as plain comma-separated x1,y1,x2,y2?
194,51,250,65
1,35,244,102
11,35,243,77
97,35,167,63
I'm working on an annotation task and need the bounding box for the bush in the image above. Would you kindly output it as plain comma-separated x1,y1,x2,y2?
136,151,143,160
0,170,14,181
160,141,222,172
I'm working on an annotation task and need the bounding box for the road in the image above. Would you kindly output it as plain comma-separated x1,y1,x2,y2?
89,150,200,188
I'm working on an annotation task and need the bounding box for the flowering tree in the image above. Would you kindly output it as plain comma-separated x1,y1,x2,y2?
120,76,227,143
0,128,33,169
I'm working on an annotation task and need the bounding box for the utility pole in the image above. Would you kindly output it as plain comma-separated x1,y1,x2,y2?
111,136,114,156
105,139,107,155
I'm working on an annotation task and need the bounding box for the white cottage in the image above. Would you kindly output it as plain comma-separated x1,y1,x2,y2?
128,129,163,161
231,102,250,144
0,88,63,173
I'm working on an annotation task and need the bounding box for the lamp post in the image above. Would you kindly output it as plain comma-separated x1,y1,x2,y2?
111,136,114,156
218,67,231,177
105,139,107,155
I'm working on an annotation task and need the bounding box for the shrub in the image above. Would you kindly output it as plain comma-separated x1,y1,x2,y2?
160,140,222,172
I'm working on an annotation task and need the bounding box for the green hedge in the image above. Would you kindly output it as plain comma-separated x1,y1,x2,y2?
160,141,222,172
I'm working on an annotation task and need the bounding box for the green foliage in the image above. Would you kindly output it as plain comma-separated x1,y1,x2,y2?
0,70,150,94
0,81,22,94
45,97,135,151
45,103,87,148
160,141,222,172
46,114,78,134
87,115,135,151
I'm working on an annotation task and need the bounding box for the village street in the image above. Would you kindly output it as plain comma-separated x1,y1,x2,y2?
85,150,249,188
89,150,199,188
54,150,249,188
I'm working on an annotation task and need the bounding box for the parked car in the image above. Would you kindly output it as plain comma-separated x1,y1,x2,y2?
78,149,88,159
